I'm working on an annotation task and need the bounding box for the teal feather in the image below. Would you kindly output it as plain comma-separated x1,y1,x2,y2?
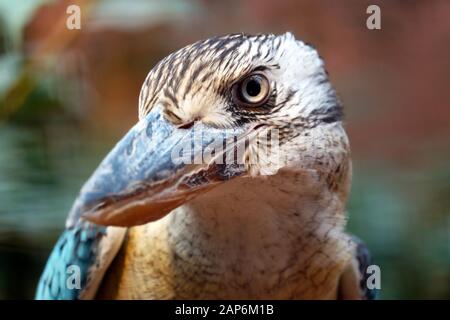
35,223,106,300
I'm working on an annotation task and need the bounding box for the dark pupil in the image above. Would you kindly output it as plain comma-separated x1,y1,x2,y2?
245,78,261,97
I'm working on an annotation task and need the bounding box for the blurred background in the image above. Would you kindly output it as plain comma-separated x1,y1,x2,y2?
0,0,449,299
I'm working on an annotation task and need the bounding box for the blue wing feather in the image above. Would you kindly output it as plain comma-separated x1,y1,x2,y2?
36,223,106,300
351,235,378,300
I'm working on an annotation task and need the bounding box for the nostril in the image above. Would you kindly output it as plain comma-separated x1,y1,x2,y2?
177,121,195,129
252,123,266,130
177,118,200,129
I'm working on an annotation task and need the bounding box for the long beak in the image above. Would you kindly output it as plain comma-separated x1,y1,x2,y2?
66,106,248,227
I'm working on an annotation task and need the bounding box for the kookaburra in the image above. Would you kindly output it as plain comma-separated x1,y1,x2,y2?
36,33,375,300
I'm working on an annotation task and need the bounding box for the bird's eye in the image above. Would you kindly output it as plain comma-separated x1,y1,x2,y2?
234,73,270,106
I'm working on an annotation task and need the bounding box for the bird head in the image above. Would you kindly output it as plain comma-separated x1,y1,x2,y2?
67,32,350,228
